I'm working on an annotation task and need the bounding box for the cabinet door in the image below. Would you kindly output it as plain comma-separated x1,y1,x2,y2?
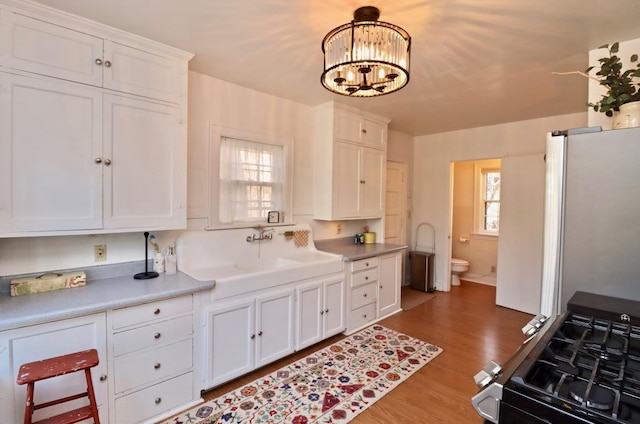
334,110,361,143
203,300,254,389
255,289,294,368
323,276,346,338
295,280,323,350
360,118,386,149
360,147,384,218
0,73,103,233
333,141,361,218
103,41,184,103
0,11,103,86
378,252,402,317
102,94,186,230
0,313,108,424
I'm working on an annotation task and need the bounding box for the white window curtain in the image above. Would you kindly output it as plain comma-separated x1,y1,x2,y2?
219,137,284,224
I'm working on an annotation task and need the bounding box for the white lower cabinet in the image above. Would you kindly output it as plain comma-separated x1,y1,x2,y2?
203,289,294,389
110,295,196,424
345,250,403,334
295,275,345,350
378,251,402,317
0,313,109,424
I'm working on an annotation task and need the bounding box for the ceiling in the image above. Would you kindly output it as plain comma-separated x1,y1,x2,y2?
31,0,640,136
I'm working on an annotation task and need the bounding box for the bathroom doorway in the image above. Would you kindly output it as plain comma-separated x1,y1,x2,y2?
450,159,501,288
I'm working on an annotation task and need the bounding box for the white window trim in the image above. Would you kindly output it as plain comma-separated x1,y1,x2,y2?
473,164,500,237
206,125,293,230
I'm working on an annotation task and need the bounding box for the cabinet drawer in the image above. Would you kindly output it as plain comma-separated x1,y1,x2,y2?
114,339,193,393
351,282,377,310
351,268,378,287
112,314,193,356
349,302,377,330
351,257,379,272
112,295,192,329
115,372,193,424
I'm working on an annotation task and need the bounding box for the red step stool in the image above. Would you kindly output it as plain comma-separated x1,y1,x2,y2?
16,349,101,424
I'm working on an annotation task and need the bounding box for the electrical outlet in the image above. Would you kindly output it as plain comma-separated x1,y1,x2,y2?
94,244,107,262
490,265,496,273
337,224,344,234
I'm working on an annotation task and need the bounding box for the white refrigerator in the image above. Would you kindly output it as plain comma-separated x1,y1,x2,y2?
541,126,640,317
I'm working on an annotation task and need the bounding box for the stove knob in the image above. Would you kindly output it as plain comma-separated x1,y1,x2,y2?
621,313,631,323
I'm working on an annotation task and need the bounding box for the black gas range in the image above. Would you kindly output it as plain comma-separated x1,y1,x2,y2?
473,291,640,423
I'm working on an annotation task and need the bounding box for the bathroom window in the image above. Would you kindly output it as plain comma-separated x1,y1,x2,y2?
475,167,501,235
219,137,285,224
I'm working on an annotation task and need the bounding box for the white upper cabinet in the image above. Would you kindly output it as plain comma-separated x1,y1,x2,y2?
313,102,389,220
0,73,103,232
0,1,192,236
0,10,187,103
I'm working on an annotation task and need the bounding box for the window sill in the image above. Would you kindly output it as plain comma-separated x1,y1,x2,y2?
471,232,499,240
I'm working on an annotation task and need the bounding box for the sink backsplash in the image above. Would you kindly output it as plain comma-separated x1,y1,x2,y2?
176,224,317,271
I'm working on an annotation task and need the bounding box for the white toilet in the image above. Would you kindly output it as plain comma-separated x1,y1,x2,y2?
450,258,469,286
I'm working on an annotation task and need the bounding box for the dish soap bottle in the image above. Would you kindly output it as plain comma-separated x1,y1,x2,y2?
165,246,177,275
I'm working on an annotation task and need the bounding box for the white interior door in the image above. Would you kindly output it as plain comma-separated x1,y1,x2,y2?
496,154,545,314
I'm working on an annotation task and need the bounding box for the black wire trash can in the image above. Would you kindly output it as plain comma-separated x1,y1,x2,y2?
409,251,435,292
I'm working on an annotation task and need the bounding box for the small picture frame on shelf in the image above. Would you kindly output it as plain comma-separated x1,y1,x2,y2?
267,211,280,223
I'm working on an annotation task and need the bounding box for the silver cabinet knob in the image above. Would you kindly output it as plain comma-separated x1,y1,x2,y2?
154,332,161,339
154,363,161,370
99,374,107,381
362,128,367,134
251,334,255,339
154,308,160,315
95,158,102,164
365,276,369,280
95,58,103,65
320,310,324,315
325,308,329,313
363,314,368,318
104,60,112,68
360,180,366,184
155,397,162,404
363,293,368,297
104,159,112,166
258,331,263,336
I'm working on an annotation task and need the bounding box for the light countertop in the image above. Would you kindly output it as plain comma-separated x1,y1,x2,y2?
0,262,214,331
315,237,407,261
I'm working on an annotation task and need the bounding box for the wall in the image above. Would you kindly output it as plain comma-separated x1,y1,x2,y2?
412,112,586,291
451,159,500,284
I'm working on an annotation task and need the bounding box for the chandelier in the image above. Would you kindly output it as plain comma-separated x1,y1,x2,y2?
321,6,411,97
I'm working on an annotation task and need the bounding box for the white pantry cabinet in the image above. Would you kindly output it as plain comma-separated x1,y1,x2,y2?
0,72,186,233
295,274,345,350
203,289,295,389
313,102,389,220
0,1,192,236
0,313,109,424
0,9,186,103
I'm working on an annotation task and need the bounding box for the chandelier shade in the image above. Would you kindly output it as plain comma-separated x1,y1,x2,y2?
321,6,411,97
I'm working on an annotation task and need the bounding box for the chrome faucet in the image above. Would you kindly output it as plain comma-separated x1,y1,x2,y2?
246,227,274,242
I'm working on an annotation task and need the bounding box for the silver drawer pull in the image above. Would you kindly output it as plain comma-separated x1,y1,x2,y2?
155,397,162,404
154,363,161,370
154,332,161,339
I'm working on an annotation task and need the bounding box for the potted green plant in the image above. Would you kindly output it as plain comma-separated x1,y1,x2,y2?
554,42,640,118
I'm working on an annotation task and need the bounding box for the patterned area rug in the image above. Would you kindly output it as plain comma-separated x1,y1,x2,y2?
163,325,443,424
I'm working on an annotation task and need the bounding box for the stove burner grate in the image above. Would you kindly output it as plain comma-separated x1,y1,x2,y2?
569,380,615,410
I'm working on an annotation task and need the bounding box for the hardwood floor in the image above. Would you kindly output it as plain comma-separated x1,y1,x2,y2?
201,281,533,423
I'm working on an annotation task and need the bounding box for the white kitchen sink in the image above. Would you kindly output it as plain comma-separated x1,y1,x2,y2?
176,226,344,300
